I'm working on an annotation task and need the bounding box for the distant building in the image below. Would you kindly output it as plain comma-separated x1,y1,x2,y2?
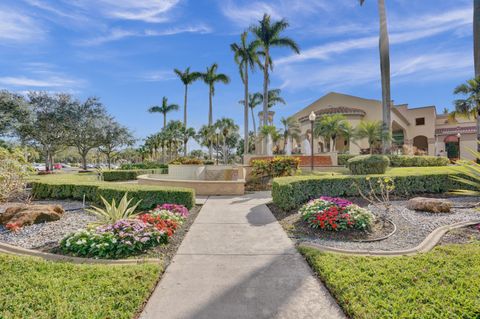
289,92,477,160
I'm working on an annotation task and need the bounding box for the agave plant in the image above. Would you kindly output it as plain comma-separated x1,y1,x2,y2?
450,146,480,196
87,193,141,226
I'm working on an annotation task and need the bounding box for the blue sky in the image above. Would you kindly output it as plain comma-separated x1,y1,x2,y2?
0,0,475,146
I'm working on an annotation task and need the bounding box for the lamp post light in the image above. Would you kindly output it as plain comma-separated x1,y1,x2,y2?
215,127,220,165
308,111,317,172
457,132,461,160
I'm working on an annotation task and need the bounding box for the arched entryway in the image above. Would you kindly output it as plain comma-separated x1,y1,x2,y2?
413,135,428,154
444,135,460,159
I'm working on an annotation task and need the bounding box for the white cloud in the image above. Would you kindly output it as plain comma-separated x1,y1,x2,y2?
140,70,176,82
0,8,44,43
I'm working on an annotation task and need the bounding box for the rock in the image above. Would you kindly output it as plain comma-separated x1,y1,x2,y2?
406,197,452,213
0,204,64,227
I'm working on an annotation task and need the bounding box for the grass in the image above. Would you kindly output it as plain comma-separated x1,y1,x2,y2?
299,244,480,319
28,172,105,184
305,166,460,178
0,254,162,319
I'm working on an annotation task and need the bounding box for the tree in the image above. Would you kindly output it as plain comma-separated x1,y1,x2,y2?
0,91,29,138
98,119,135,169
17,92,74,171
179,126,196,157
264,88,286,124
360,0,392,154
196,125,216,160
251,13,300,153
200,63,230,158
164,120,184,160
314,114,349,152
65,97,109,170
215,118,239,164
173,67,201,128
0,147,30,203
259,125,281,153
231,31,263,156
239,92,263,136
475,0,480,77
280,116,300,151
452,77,480,153
355,120,387,154
148,97,179,129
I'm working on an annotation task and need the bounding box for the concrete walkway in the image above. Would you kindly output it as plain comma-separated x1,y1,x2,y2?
140,192,346,319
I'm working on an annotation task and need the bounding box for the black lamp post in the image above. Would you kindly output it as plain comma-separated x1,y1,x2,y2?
457,132,461,160
309,111,317,172
215,127,220,165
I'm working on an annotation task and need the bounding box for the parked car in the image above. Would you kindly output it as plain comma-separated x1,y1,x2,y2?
33,163,46,171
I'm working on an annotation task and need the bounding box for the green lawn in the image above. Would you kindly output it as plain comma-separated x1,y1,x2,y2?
28,172,104,184
300,244,480,319
306,165,461,177
0,254,162,319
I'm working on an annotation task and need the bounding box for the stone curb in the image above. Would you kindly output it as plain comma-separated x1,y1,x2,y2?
298,219,480,257
0,241,162,265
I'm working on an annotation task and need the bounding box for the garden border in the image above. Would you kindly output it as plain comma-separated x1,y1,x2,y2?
298,219,480,256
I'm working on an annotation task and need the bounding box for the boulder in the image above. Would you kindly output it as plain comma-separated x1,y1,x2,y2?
406,197,452,213
0,204,64,227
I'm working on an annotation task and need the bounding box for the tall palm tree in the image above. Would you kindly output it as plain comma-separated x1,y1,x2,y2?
475,0,480,77
173,67,202,128
314,114,349,152
280,116,300,152
215,118,239,164
196,125,216,160
239,92,263,135
231,31,263,156
452,78,480,152
360,0,391,154
355,120,387,154
200,63,230,158
251,14,300,153
148,97,179,129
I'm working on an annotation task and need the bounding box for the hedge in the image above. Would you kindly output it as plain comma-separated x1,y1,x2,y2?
31,181,195,210
102,169,167,182
338,154,450,167
272,170,471,211
119,162,168,170
347,155,389,175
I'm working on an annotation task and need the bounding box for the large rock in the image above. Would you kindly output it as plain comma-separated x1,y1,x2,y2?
406,197,452,213
0,204,64,227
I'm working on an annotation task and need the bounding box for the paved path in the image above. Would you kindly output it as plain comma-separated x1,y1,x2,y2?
140,192,346,319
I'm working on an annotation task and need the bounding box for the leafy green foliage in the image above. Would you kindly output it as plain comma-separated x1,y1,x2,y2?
169,157,203,165
0,147,31,202
86,193,140,225
300,244,480,319
0,253,160,319
338,154,450,167
120,162,168,170
102,169,166,181
347,155,390,175
251,157,300,178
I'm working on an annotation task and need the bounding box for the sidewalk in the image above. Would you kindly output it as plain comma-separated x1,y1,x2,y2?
140,192,345,319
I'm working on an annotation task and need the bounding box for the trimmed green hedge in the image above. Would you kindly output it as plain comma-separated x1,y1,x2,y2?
338,154,450,167
272,170,470,211
31,181,195,210
102,169,167,182
347,155,389,175
119,162,168,170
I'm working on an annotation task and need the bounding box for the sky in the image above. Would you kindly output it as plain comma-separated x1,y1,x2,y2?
0,0,475,148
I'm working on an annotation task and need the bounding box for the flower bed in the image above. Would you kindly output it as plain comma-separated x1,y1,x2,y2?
299,196,374,231
60,203,190,259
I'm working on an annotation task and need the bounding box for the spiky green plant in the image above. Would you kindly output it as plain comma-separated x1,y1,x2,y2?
451,146,480,196
87,193,141,226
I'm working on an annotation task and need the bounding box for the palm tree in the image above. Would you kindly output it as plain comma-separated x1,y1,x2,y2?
231,31,263,156
251,14,300,153
452,77,480,153
200,63,230,158
215,118,239,164
180,126,196,157
164,120,184,159
259,125,281,153
360,0,391,154
280,116,300,152
174,67,202,128
148,97,179,129
475,0,480,77
239,92,263,136
196,125,216,160
314,114,349,152
355,120,387,154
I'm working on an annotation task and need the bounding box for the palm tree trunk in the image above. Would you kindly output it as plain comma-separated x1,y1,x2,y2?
184,85,188,127
251,107,257,135
378,0,391,154
262,49,270,154
244,64,249,156
209,86,213,159
163,114,167,129
475,0,480,155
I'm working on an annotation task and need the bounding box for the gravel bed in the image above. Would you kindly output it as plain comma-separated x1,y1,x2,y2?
0,200,97,249
279,197,480,251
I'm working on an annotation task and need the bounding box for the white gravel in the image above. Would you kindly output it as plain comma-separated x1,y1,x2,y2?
303,197,480,251
0,200,98,249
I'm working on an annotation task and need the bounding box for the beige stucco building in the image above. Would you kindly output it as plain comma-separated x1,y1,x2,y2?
289,92,477,160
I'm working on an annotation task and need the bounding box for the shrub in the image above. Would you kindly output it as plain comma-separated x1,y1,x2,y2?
338,154,356,166
86,193,140,226
102,169,166,181
299,197,374,231
120,162,168,170
339,154,449,167
31,182,195,210
347,155,389,175
251,157,300,178
60,219,167,259
271,170,470,211
169,157,203,165
0,147,31,202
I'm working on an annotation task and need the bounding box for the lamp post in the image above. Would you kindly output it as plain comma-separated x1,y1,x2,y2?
309,111,317,172
215,127,220,165
457,132,461,160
